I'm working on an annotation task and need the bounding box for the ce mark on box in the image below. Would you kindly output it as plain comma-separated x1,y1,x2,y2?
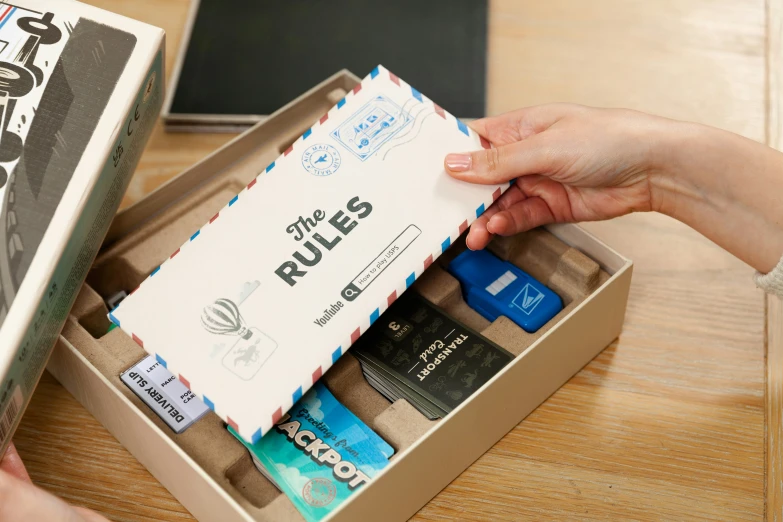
341,225,421,302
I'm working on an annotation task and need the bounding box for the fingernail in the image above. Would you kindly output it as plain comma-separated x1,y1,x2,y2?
445,153,472,172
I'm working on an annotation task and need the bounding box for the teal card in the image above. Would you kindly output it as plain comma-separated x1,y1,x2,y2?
229,382,393,521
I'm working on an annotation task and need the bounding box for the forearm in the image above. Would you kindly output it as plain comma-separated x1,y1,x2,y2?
650,121,783,273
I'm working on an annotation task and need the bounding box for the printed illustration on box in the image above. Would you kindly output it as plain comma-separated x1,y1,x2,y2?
201,297,277,380
0,3,136,325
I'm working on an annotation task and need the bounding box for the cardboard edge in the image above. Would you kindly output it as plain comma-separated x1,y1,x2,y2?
47,336,255,522
164,112,265,127
163,116,265,134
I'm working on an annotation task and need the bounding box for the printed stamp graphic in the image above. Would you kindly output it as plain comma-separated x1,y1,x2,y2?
201,298,277,380
512,283,545,315
302,478,337,507
331,95,412,161
302,143,341,177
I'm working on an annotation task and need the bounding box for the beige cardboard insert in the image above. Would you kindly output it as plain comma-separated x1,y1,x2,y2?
53,71,626,522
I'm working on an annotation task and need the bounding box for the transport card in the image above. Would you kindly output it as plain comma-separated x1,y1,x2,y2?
229,381,393,521
352,292,514,416
110,64,510,443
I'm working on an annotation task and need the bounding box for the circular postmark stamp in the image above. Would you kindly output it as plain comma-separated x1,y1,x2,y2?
302,477,337,507
302,143,341,177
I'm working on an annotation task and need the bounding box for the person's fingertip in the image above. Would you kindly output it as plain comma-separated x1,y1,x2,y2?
466,224,491,251
465,228,478,250
444,153,472,173
487,213,510,235
466,118,489,134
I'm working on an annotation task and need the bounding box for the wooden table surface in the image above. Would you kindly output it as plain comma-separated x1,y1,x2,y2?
11,0,782,520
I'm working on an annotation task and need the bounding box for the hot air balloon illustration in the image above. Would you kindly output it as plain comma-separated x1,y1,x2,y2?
202,298,252,340
201,297,277,381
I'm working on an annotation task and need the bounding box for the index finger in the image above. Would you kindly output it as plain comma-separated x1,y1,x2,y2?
466,103,584,146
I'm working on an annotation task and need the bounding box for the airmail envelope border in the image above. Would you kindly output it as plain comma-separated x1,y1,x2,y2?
109,65,512,444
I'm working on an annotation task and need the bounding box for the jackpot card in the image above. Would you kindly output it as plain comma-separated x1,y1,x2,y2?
352,292,513,413
230,381,393,522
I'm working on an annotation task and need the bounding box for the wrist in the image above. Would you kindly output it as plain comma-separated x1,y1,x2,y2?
643,117,783,272
644,118,714,219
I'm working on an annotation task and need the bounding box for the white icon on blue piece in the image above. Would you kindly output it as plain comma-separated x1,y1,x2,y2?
302,143,341,176
512,283,545,315
331,95,412,161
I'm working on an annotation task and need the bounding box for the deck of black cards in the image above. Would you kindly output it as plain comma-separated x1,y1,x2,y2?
352,292,514,419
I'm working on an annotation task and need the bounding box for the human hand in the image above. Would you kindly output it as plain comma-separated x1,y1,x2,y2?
444,103,674,250
444,103,783,274
1,442,109,521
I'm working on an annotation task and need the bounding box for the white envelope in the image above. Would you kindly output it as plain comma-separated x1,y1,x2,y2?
110,65,509,443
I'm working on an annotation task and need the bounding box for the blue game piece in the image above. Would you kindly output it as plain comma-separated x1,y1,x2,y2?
447,249,563,333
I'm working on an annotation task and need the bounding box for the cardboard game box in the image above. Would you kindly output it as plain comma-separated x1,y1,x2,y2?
0,0,164,455
51,70,632,521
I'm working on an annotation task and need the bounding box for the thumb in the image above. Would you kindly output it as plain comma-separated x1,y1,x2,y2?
0,470,106,521
1,442,31,482
444,135,551,185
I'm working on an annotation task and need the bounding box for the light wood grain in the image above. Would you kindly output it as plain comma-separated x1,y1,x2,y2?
768,296,783,521
12,0,774,520
766,0,783,517
14,373,192,522
486,0,767,141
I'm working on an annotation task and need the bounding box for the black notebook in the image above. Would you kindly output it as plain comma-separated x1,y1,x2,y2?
168,0,488,129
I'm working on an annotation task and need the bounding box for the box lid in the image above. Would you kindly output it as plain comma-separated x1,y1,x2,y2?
0,0,163,450
111,64,511,443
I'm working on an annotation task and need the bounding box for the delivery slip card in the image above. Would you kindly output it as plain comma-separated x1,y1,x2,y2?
110,64,510,444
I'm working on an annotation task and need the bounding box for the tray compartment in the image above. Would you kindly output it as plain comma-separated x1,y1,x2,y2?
55,71,623,522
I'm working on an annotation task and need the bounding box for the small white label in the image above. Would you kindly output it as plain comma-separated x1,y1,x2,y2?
121,355,209,433
0,386,23,443
485,270,517,296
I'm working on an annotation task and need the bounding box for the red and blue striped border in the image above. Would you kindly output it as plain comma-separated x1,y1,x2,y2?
108,65,510,443
0,5,17,31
